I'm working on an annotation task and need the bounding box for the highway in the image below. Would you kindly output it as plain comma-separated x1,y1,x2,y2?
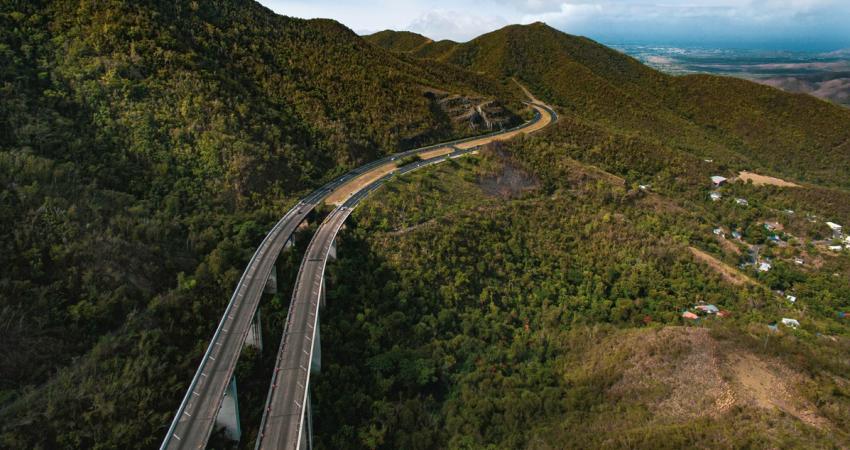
161,98,555,450
255,100,557,449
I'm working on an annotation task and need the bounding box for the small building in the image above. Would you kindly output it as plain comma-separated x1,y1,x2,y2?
709,192,722,201
781,318,800,329
845,236,850,245
793,257,804,265
785,209,795,215
731,231,742,240
826,222,843,238
704,159,714,163
682,311,699,320
769,234,781,243
829,245,844,252
696,304,720,314
786,295,797,303
713,227,725,237
711,176,727,187
736,198,749,206
639,184,650,191
758,261,772,272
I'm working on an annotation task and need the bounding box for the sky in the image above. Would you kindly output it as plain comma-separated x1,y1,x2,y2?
260,0,850,51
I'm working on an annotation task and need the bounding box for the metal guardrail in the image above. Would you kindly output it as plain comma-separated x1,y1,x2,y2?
162,101,555,450
254,101,557,450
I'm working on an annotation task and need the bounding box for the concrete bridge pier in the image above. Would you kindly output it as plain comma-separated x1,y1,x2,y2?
264,265,278,295
328,238,337,261
215,375,242,442
245,307,263,351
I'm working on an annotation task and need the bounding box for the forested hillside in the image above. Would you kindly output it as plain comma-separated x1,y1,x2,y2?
0,1,522,447
3,3,850,448
313,145,850,448
367,23,850,189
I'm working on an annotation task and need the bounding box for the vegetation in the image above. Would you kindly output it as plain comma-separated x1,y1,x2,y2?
0,0,521,447
313,146,850,448
3,4,850,449
368,23,850,189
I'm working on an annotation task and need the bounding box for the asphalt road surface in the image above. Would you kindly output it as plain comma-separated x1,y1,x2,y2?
162,99,556,450
255,101,557,450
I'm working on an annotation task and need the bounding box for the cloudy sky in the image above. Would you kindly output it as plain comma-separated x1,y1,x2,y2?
260,0,850,50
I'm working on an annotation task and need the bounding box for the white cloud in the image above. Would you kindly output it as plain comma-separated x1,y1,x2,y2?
406,9,509,41
258,0,850,49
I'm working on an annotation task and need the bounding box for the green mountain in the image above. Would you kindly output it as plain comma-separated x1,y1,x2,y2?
0,1,524,447
3,5,850,449
365,29,431,53
367,23,850,189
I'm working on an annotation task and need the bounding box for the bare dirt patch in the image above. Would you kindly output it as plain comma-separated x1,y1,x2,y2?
325,162,397,205
455,104,551,150
609,327,832,429
689,246,753,285
727,352,830,429
737,171,800,187
417,146,453,160
325,103,551,206
610,327,736,418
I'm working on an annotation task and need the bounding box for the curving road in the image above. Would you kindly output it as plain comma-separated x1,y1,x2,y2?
162,99,555,450
255,100,557,449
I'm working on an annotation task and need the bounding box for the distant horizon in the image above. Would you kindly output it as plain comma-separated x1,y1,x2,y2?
361,26,850,54
262,0,850,53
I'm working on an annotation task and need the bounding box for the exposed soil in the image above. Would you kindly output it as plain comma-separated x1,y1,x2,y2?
610,327,832,430
737,171,800,187
689,246,753,285
325,162,397,205
325,103,551,206
455,104,552,150
417,146,452,160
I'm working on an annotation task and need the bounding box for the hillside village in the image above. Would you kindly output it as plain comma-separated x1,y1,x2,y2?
697,172,850,331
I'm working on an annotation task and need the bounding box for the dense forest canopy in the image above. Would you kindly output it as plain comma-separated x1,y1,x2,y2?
0,0,522,447
2,2,850,448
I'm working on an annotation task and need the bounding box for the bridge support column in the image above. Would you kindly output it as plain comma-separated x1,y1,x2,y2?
328,238,337,261
264,265,277,295
215,375,242,442
245,307,263,351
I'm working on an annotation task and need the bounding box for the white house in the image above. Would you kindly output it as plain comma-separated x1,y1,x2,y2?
829,245,844,252
786,295,797,303
736,198,749,206
826,222,843,238
710,192,722,201
758,261,772,272
711,176,727,187
781,318,800,329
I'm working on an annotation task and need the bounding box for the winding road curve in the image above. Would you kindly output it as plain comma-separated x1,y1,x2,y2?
161,97,556,450
255,100,557,449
